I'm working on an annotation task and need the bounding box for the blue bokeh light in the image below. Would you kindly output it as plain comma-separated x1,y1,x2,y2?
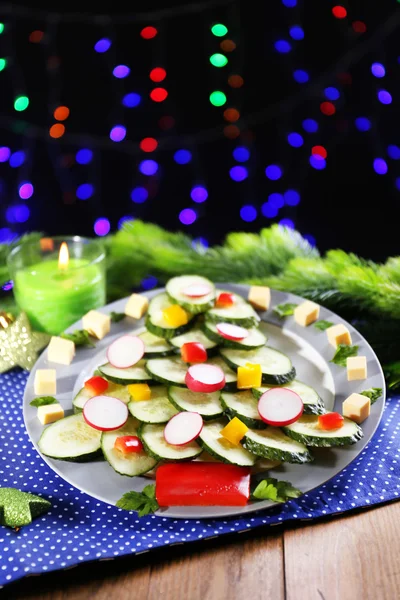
113,65,130,79
355,117,371,131
309,155,326,170
233,147,250,162
284,189,301,206
141,275,158,290
261,203,278,218
387,145,400,160
229,166,248,181
265,165,283,180
76,149,93,164
0,228,17,243
9,151,25,168
131,186,148,203
174,149,192,164
289,26,304,40
76,183,94,200
94,38,111,53
268,193,284,209
395,177,400,191
0,147,10,162
192,237,209,250
110,126,126,142
371,63,385,78
293,69,309,83
139,160,158,175
302,118,318,132
191,186,208,203
122,93,141,108
287,132,304,147
279,218,295,228
303,234,316,247
118,216,133,229
377,90,392,104
274,40,291,53
6,204,30,223
94,218,110,236
18,183,34,199
282,0,296,6
324,87,340,100
179,208,197,225
240,205,257,222
373,158,388,174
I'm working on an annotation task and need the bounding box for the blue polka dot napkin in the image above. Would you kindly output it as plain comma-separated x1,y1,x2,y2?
0,370,399,588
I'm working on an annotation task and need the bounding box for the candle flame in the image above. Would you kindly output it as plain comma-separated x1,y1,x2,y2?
58,242,69,270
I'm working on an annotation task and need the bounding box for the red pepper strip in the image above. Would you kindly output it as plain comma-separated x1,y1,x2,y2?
156,462,251,507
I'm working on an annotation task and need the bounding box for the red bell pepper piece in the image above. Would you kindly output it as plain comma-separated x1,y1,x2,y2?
84,376,109,395
215,292,235,308
156,462,251,506
318,412,344,430
114,435,144,454
181,342,208,364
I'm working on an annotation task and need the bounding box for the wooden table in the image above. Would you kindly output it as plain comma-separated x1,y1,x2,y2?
6,501,399,600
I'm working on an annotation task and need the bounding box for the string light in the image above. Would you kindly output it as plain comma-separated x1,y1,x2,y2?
76,149,93,164
150,68,166,82
140,138,158,152
293,69,309,83
355,117,371,131
332,6,347,19
209,91,226,106
210,53,228,67
94,218,110,236
14,96,29,111
76,183,94,200
320,101,336,115
53,106,69,121
122,93,141,108
113,65,130,78
0,58,6,71
224,108,240,122
150,88,168,102
377,90,392,104
289,26,304,40
371,63,385,78
174,150,192,164
9,151,25,168
233,147,250,162
18,182,34,199
179,208,197,224
302,118,318,132
240,205,257,222
211,24,228,37
191,186,208,203
140,26,158,39
229,166,248,181
139,160,158,175
49,124,65,138
0,147,10,162
110,126,126,142
274,40,291,53
131,187,148,203
94,38,111,53
373,158,388,174
265,165,283,180
284,190,301,205
228,75,243,88
287,132,303,147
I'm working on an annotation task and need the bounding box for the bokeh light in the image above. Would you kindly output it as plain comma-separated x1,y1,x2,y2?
131,187,149,203
279,218,295,228
29,30,43,43
118,216,133,230
371,63,385,78
0,58,7,71
229,166,248,181
211,24,228,37
352,21,367,33
293,69,309,83
377,90,392,104
113,65,130,79
324,87,340,100
76,149,93,164
320,101,336,115
76,183,94,200
210,53,228,67
220,40,236,52
355,117,371,131
287,132,304,147
150,68,166,82
373,158,388,174
6,204,30,224
233,147,250,162
192,237,209,251
240,205,257,222
9,151,25,168
139,160,158,175
158,116,175,130
268,193,284,208
110,126,126,142
224,108,240,122
191,186,208,203
265,165,283,180
94,38,111,53
209,91,227,106
140,26,158,39
224,125,240,139
282,0,297,7
387,145,400,160
179,208,197,225
0,228,17,243
332,6,347,19
18,182,34,199
289,26,304,40
49,124,65,138
122,93,141,108
94,218,110,236
303,234,316,246
0,147,10,162
141,275,158,290
150,88,168,102
312,145,327,158
0,24,4,34
274,40,291,53
302,118,318,132
228,75,244,88
395,178,400,191
54,106,69,121
261,203,278,218
309,155,326,169
140,137,158,152
14,96,29,111
174,149,192,164
284,190,301,206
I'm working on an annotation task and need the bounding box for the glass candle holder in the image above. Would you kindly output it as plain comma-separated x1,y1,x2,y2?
7,236,106,335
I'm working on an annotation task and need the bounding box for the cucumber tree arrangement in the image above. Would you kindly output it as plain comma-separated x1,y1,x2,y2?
37,275,363,509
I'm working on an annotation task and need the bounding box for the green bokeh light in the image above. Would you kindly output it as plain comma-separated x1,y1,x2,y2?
14,96,29,112
0,58,6,71
209,53,228,68
211,24,228,37
209,91,227,107
0,24,4,35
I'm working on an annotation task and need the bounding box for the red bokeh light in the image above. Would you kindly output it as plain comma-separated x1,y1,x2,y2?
141,26,158,39
352,21,366,33
150,88,168,102
140,137,158,152
158,116,175,130
223,125,240,139
312,145,328,159
332,6,347,19
320,102,336,116
150,68,167,83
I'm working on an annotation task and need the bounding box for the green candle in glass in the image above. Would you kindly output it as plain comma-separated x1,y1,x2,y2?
8,236,106,335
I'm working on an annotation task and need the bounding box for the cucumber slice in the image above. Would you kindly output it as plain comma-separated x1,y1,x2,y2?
138,330,174,358
38,413,102,462
101,416,157,476
145,293,196,340
198,419,256,466
220,390,265,429
98,360,155,385
252,380,325,415
138,422,202,461
166,275,216,314
202,321,267,350
251,458,282,474
220,346,296,385
244,427,313,464
283,415,363,447
73,382,131,412
168,386,224,419
170,325,218,353
128,386,179,423
145,356,188,387
206,291,260,328
208,356,238,391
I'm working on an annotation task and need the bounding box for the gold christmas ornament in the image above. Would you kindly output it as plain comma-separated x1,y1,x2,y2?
0,312,50,373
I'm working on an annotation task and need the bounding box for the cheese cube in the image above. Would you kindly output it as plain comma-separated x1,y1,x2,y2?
220,417,249,445
124,294,149,319
34,369,57,395
294,301,320,327
248,286,271,311
37,403,64,425
237,363,262,389
326,323,352,348
342,393,370,424
47,336,75,365
82,310,110,340
347,356,367,381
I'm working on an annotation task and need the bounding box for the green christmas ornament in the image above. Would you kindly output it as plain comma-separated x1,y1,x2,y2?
0,488,51,529
0,312,50,373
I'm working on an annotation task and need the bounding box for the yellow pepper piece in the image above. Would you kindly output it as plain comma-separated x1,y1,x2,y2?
162,304,189,327
237,363,262,389
220,417,249,445
128,383,151,401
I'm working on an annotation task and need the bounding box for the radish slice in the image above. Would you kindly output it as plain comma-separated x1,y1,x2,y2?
83,395,129,431
182,284,211,298
185,364,225,393
258,388,303,427
216,322,248,341
107,335,144,369
164,412,203,446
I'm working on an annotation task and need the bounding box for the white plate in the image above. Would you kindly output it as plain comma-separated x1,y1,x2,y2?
23,284,386,519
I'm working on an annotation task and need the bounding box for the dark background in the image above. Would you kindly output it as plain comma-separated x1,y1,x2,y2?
0,0,399,260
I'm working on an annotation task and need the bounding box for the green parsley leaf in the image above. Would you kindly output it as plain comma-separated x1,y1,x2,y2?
273,303,297,318
29,396,58,407
110,311,126,323
252,477,302,503
314,320,333,331
116,485,159,517
330,344,359,367
359,387,383,405
61,329,96,348
92,369,102,377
